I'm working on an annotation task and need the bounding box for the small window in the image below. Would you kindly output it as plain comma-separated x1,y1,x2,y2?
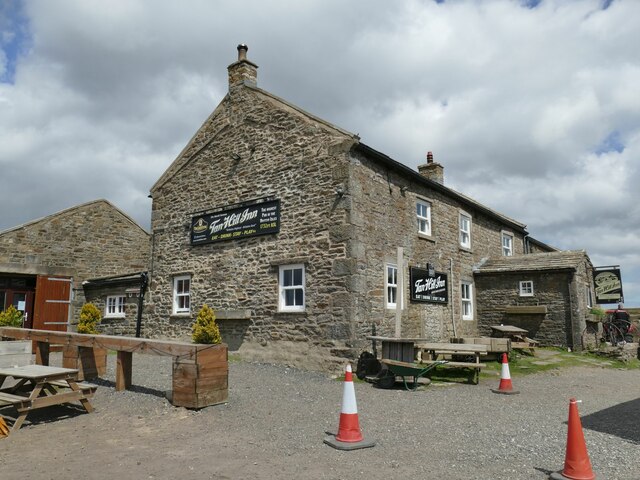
386,264,399,309
502,232,513,256
173,275,191,314
461,281,474,320
105,295,125,317
459,213,471,249
417,200,432,236
279,264,305,312
586,285,592,308
519,281,534,297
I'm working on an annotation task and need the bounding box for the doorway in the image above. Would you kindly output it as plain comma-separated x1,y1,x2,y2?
0,275,36,328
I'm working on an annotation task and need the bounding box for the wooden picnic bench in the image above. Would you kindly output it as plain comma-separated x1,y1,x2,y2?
416,342,488,384
0,365,96,434
490,325,539,353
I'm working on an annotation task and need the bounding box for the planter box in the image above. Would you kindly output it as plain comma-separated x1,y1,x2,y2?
171,343,228,409
0,340,32,368
62,346,108,380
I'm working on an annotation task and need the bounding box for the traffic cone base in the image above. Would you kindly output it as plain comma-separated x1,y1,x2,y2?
492,353,520,395
549,472,594,480
324,433,376,451
324,364,376,451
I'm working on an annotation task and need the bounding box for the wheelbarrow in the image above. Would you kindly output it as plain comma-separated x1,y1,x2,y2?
375,359,448,391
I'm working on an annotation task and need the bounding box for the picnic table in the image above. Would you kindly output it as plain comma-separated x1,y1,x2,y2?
416,342,488,384
0,365,96,434
366,337,487,386
490,325,539,353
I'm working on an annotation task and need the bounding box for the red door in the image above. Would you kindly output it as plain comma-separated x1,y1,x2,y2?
32,275,72,332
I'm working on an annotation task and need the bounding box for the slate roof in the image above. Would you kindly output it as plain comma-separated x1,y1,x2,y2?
474,250,591,274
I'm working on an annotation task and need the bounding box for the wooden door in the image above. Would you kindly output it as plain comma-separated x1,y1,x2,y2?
33,275,72,332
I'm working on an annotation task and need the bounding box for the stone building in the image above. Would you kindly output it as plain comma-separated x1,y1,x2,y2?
145,45,595,370
474,250,595,348
0,199,149,332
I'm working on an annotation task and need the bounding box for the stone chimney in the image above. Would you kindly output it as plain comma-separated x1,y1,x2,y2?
417,151,444,184
228,44,258,89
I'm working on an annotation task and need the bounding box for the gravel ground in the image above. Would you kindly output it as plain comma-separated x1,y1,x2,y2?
1,353,639,480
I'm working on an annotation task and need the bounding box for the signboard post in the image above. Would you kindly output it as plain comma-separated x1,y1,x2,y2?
190,199,280,245
410,267,448,304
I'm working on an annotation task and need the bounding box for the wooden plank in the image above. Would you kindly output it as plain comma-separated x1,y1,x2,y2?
0,341,31,354
416,342,487,353
35,342,50,366
421,360,487,368
0,327,208,357
116,351,132,391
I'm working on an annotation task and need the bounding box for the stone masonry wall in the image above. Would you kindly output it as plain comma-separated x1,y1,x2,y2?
84,283,140,337
347,150,527,348
0,200,150,325
147,84,356,370
475,271,573,346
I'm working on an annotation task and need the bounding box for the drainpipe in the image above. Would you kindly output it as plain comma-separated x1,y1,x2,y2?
135,272,149,338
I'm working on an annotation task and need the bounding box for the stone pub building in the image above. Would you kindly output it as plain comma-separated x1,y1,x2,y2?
145,45,597,370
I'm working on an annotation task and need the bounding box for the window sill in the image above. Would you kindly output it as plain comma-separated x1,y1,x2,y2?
274,311,307,317
418,233,435,242
459,246,472,253
170,313,192,319
104,315,126,319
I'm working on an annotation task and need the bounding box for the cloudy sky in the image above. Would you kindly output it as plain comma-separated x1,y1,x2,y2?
1,0,638,305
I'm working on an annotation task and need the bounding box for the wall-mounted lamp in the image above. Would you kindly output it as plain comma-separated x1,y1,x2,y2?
231,153,241,161
335,186,345,197
427,262,435,276
400,186,408,194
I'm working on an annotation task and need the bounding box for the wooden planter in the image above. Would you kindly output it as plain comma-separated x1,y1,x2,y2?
0,340,32,368
172,343,228,409
62,346,108,380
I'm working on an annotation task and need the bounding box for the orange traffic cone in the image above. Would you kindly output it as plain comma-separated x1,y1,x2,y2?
491,353,520,395
324,364,376,451
550,398,595,480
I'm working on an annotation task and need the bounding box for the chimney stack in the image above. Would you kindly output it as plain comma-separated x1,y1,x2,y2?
228,44,258,89
418,151,444,184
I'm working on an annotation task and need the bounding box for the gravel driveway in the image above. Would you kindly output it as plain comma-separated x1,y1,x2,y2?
1,353,639,480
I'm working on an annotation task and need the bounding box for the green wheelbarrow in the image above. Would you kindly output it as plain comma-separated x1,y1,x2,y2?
376,359,448,391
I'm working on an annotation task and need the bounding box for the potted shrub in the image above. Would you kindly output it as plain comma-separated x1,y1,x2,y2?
192,304,221,344
0,306,31,367
64,303,107,380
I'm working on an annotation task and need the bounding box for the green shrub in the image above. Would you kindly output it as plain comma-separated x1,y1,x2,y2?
589,306,606,318
0,305,23,327
192,304,221,344
78,303,101,334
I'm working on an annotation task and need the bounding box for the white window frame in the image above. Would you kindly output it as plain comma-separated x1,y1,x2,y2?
279,264,305,312
385,263,404,309
459,212,471,249
586,285,593,308
502,232,513,256
461,281,474,320
105,295,126,318
519,280,534,297
173,275,191,314
416,199,432,236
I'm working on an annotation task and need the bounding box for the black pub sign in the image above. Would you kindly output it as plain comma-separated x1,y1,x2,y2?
410,267,448,304
190,199,280,245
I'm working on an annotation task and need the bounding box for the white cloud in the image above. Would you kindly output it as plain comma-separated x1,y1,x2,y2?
1,0,639,303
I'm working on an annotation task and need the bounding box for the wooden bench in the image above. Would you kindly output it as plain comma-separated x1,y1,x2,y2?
416,342,488,384
47,380,98,394
0,391,28,407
